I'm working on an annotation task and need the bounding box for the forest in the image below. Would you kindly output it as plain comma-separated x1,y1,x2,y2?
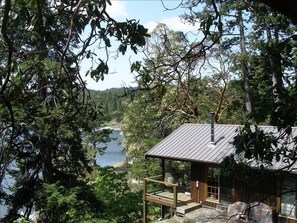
90,88,129,124
0,0,296,222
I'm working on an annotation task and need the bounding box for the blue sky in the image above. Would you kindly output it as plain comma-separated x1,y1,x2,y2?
84,0,199,90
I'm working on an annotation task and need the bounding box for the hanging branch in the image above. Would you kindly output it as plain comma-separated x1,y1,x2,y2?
0,0,14,95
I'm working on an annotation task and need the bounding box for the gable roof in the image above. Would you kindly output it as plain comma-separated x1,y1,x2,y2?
145,124,297,170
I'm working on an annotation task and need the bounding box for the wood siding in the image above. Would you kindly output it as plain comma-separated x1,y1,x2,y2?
145,161,297,222
191,162,278,211
191,163,207,204
233,170,277,206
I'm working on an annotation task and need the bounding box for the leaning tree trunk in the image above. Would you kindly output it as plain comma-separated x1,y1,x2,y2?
266,28,283,104
238,9,252,115
36,0,54,184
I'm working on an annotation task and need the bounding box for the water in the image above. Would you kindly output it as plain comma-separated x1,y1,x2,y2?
0,131,125,218
96,130,126,167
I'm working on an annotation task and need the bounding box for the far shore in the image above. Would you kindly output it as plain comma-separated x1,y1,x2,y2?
112,162,127,171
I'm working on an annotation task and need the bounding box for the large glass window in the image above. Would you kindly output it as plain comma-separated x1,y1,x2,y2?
207,167,219,200
281,177,297,217
220,173,233,203
207,167,233,203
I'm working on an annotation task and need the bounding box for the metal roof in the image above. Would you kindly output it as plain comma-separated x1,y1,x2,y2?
145,123,297,168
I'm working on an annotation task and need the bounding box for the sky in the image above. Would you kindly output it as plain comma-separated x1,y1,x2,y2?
84,0,199,91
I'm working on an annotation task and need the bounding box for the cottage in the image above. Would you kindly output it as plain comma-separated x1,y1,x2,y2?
143,121,297,222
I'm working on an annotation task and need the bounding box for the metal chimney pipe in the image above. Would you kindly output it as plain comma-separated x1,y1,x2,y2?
210,112,215,143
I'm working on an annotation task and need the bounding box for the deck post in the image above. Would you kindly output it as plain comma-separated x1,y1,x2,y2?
173,184,177,216
161,205,166,219
276,174,281,214
161,158,165,186
143,179,147,223
161,158,166,219
143,201,147,223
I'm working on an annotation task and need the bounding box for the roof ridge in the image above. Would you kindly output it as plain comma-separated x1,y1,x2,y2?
182,123,297,129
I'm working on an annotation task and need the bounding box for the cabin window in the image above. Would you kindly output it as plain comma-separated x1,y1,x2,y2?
207,167,219,200
220,173,233,203
281,177,297,217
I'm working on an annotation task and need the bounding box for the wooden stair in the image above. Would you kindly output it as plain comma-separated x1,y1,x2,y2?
176,202,202,215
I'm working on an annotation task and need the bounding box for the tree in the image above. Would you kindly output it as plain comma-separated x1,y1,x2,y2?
256,0,297,24
132,23,240,122
123,24,243,180
90,88,131,123
0,0,148,221
231,3,297,166
121,92,168,180
91,167,143,223
180,0,297,169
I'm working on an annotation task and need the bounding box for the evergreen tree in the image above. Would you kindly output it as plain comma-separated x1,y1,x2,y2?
0,0,148,221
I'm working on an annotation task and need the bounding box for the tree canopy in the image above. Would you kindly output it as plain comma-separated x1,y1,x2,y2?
0,0,148,221
175,0,297,168
0,0,296,222
123,0,297,180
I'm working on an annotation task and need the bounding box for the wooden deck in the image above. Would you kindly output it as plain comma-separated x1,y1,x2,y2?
146,191,193,206
143,175,201,222
145,190,201,215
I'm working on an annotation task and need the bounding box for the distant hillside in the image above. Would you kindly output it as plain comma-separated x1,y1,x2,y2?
89,88,134,123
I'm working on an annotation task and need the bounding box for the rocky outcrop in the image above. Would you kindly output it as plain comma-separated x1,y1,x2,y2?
249,202,274,223
227,201,274,223
227,201,248,221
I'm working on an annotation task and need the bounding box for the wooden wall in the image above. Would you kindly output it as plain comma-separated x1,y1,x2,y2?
190,162,277,207
191,163,206,203
189,162,297,222
233,170,277,206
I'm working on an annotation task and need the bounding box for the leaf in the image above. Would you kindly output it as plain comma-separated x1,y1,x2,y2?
26,0,38,8
104,38,111,47
118,44,127,55
130,61,141,73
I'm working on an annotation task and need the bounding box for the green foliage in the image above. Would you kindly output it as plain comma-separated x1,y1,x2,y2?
232,2,297,166
180,0,297,170
91,167,143,223
233,123,279,164
123,24,245,181
90,88,132,123
36,180,102,223
147,204,161,222
121,92,173,180
13,218,29,223
0,0,149,221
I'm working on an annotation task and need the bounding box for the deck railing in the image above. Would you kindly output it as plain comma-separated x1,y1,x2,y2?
143,170,192,223
143,175,178,214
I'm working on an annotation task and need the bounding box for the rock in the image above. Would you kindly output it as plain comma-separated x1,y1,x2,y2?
227,201,248,221
249,202,273,223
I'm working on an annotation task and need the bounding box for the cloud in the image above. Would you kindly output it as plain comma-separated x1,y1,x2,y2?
145,17,199,33
106,1,128,18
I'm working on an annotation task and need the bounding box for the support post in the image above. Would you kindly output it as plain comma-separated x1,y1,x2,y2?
276,174,281,214
161,158,166,219
143,179,147,223
161,158,165,182
173,184,177,216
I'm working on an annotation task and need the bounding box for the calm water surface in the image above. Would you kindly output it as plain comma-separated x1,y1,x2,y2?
0,130,125,218
96,130,125,166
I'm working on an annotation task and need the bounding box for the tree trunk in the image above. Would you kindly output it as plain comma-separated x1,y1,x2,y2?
238,9,252,115
41,143,54,183
266,28,283,104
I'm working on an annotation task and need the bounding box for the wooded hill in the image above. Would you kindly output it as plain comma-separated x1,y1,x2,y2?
89,88,133,124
